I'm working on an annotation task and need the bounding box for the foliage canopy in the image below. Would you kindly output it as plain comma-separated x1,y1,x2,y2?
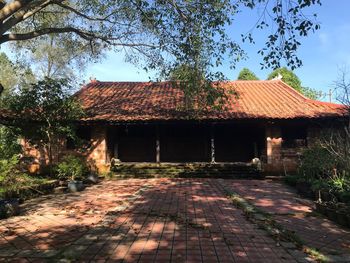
4,78,83,165
0,0,322,108
237,68,259,80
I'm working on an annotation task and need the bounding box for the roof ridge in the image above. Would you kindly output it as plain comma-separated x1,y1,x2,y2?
85,79,279,85
274,79,310,101
307,99,346,108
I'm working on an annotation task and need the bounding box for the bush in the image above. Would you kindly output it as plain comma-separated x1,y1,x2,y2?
298,146,336,180
0,126,21,159
328,172,350,193
310,179,329,192
284,174,300,187
54,155,88,181
0,155,24,187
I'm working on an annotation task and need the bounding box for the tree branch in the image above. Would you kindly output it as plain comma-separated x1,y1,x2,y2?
0,26,160,49
0,0,33,22
0,27,95,44
0,0,52,35
54,2,117,23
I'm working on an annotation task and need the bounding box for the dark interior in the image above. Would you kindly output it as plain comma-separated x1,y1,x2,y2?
160,124,210,162
104,122,265,163
214,124,265,162
117,125,156,162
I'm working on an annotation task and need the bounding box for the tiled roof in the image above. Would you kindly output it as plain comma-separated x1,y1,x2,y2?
76,80,347,122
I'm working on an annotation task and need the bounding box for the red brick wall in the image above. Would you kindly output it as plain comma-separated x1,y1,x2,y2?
86,126,110,173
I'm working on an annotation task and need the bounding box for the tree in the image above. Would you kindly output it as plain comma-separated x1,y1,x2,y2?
5,78,83,167
0,52,35,160
0,126,21,159
317,69,350,174
267,67,320,99
0,52,35,95
237,68,259,80
11,5,101,80
14,34,97,80
268,67,302,91
0,0,321,108
0,52,19,93
300,86,321,100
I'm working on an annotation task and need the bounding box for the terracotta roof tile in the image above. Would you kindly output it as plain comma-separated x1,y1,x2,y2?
76,80,347,122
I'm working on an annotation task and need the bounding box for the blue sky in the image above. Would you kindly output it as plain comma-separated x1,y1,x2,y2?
85,1,350,101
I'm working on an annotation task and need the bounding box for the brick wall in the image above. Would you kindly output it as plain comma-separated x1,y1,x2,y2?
86,126,110,174
265,125,283,172
264,125,323,174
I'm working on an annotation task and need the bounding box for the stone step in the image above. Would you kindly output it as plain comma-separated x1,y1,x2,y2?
111,163,263,179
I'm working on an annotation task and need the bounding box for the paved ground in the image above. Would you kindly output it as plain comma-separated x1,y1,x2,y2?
0,178,349,262
227,179,350,260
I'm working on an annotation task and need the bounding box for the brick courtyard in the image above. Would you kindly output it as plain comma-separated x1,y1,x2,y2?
0,178,349,262
227,179,350,261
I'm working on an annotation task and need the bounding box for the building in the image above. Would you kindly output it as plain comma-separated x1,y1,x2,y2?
64,79,346,174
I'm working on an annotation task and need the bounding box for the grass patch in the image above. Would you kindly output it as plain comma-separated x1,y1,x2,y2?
0,174,55,199
220,182,330,262
304,247,329,262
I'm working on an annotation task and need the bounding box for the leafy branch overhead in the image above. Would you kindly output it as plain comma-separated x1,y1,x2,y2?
0,1,321,110
0,0,321,71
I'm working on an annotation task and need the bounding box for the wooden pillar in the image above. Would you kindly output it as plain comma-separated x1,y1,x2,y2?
156,125,160,163
254,142,258,158
114,128,119,159
211,124,215,163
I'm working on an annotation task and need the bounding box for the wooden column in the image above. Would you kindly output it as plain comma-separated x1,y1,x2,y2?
113,127,119,159
211,124,215,163
156,125,160,163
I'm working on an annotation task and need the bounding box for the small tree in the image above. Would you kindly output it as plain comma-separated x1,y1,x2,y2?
0,126,21,159
267,67,320,99
319,70,350,172
5,78,83,169
237,68,259,80
268,67,302,91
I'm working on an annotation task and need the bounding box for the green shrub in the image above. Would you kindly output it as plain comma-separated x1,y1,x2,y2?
0,155,24,186
55,155,88,181
328,172,350,193
284,175,300,186
299,146,336,180
0,126,21,159
310,179,329,192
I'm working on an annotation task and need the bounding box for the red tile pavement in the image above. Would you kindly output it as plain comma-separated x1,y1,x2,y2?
0,179,303,262
225,179,350,258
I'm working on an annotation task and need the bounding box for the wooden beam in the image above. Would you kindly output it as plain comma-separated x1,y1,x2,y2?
211,124,215,163
156,125,160,163
114,127,119,159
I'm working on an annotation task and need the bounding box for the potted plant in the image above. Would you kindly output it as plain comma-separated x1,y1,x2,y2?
295,178,313,198
0,198,20,219
315,201,327,215
55,155,88,192
86,173,99,184
336,206,349,228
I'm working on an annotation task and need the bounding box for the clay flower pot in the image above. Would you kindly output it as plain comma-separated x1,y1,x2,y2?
87,174,99,184
315,202,327,215
0,199,20,219
67,180,84,192
336,210,349,228
296,181,313,198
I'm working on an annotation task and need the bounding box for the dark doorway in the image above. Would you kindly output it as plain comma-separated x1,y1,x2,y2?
160,124,211,162
117,125,156,162
215,124,265,162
